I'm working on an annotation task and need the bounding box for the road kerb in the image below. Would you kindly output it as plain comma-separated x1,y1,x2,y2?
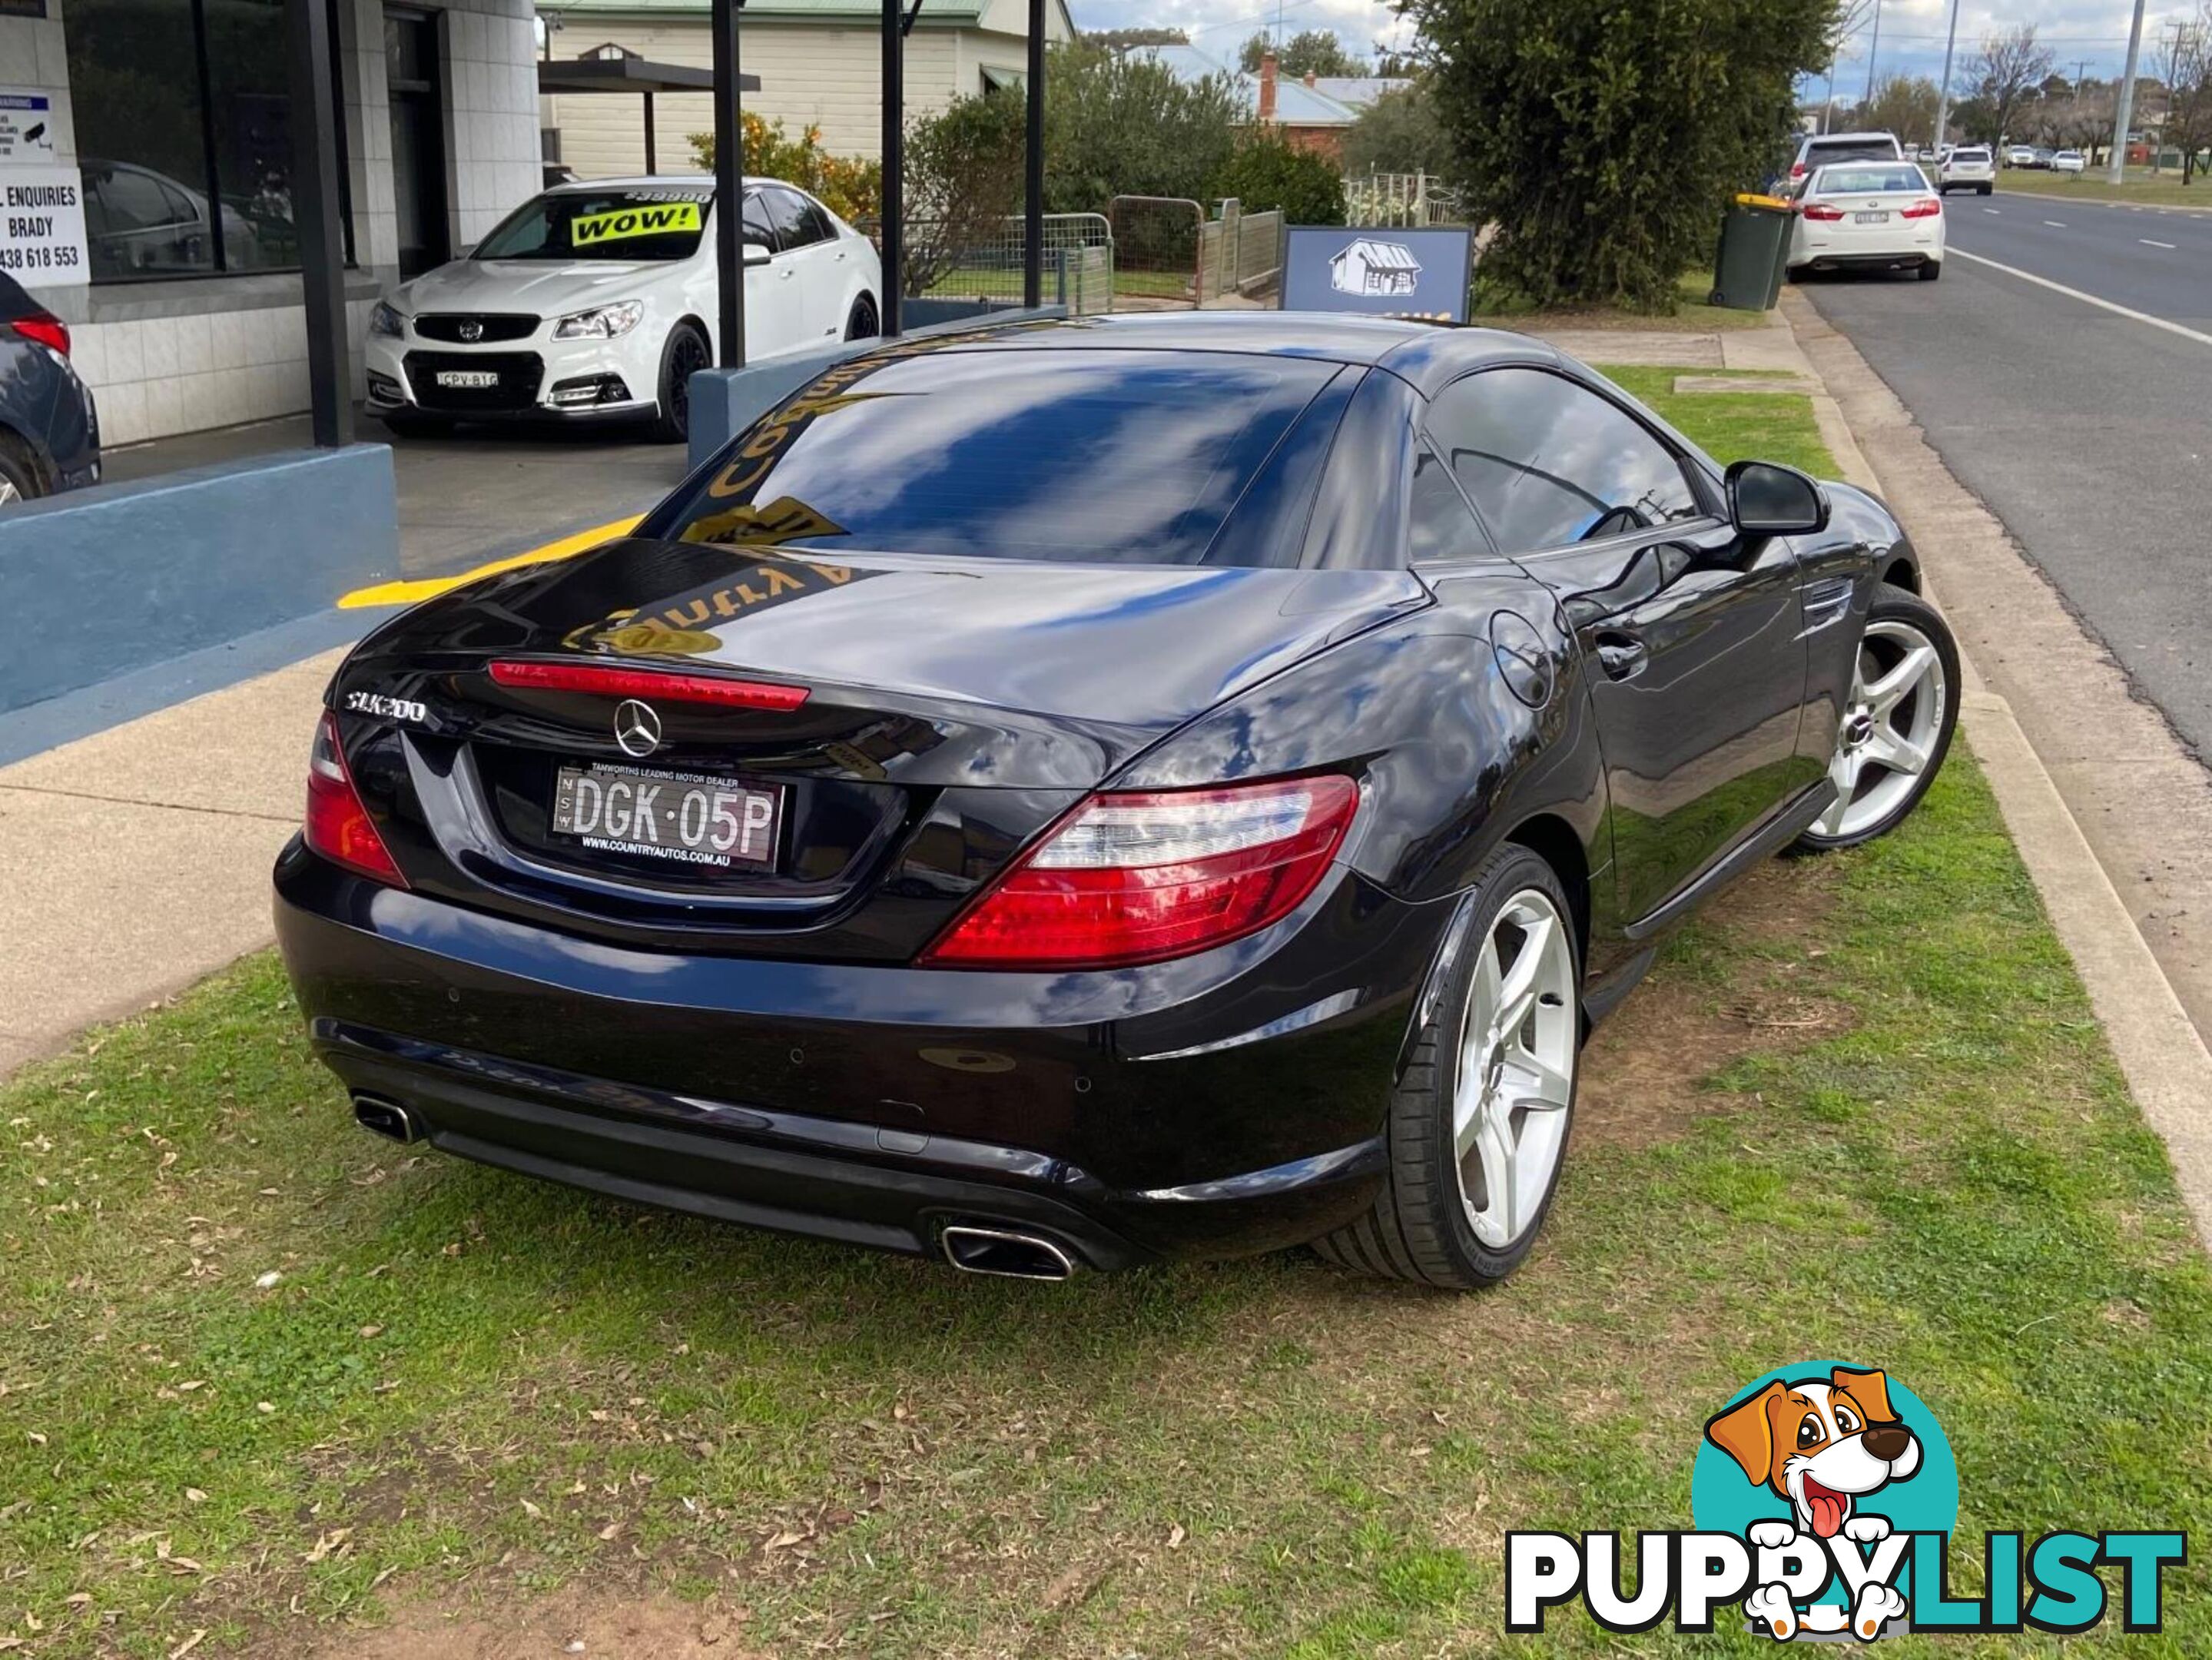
1957,691,2212,1242
1783,290,2212,1244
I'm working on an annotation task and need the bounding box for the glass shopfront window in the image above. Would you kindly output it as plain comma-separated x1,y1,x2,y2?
65,0,353,282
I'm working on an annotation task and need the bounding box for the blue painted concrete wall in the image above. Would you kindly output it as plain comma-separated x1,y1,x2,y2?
0,443,399,715
685,306,1070,473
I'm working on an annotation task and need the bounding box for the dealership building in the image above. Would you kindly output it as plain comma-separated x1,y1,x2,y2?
0,0,544,444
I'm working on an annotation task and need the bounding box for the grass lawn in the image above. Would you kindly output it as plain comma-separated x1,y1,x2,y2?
1594,365,1833,479
1997,173,2212,210
1479,270,1773,333
4,392,2208,1657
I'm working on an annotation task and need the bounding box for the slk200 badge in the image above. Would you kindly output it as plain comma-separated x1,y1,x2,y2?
343,691,429,723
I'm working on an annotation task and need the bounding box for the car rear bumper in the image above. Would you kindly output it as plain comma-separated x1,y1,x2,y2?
273,842,1449,1268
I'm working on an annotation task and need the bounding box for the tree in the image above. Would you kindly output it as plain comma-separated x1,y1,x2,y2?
1238,28,1367,78
2156,8,2212,183
1965,25,2055,148
1042,39,1243,211
901,92,1027,295
1372,45,1422,78
687,113,879,224
1859,75,1942,148
1211,133,1347,224
1341,83,1455,177
1084,26,1187,51
1407,0,1836,311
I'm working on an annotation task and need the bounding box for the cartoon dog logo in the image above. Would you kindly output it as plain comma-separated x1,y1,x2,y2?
1705,1366,1921,1640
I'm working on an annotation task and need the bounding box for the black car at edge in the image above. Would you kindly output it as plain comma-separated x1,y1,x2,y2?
273,312,1958,1288
0,271,101,502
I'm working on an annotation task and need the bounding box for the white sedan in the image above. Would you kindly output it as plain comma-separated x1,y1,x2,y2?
2051,149,2088,174
1786,162,1946,283
364,175,882,442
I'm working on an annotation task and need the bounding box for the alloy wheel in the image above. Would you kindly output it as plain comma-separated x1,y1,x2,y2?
1453,889,1577,1248
0,477,18,506
1812,616,1948,840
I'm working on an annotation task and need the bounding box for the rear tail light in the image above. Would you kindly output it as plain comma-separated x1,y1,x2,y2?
10,314,68,356
1789,162,1806,178
305,712,408,888
487,659,809,712
1801,202,1845,221
920,775,1359,971
1901,198,1942,219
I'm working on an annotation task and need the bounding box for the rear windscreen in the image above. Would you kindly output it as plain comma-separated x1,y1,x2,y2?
1816,165,1927,194
1806,141,1899,168
649,346,1341,566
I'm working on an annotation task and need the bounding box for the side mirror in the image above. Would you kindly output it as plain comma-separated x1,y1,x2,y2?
1726,459,1829,536
742,241,774,267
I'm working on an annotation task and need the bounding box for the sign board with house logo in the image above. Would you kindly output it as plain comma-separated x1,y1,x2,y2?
1279,224,1475,324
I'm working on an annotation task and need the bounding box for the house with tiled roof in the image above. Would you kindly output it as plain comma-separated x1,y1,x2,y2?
1139,42,1399,161
538,0,1075,177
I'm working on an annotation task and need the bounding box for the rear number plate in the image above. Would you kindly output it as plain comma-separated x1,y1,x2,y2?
1853,211,1889,224
551,764,781,868
435,369,500,388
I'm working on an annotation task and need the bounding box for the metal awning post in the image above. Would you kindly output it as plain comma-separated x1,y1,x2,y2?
710,0,745,365
642,90,657,174
880,0,902,337
1022,0,1043,307
285,0,350,447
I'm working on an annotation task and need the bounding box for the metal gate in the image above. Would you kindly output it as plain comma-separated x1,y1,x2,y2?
1107,195,1205,308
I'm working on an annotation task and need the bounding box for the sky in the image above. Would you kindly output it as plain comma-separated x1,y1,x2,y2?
1064,1,2200,94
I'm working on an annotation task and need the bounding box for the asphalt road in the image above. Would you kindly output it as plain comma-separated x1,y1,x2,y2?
1802,192,2212,754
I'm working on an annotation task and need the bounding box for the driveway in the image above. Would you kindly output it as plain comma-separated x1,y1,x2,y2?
103,410,693,579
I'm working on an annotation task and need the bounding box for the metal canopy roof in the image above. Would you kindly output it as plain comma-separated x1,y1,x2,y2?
536,55,758,95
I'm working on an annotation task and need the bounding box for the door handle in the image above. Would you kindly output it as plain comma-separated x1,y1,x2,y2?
1594,630,1650,681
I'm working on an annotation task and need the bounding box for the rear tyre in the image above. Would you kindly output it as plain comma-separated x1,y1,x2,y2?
1918,260,1942,281
844,293,879,340
1978,184,1992,195
650,322,711,445
1796,583,1959,851
0,433,45,503
1312,842,1580,1290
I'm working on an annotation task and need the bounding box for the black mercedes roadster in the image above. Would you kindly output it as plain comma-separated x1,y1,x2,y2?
274,312,1957,1288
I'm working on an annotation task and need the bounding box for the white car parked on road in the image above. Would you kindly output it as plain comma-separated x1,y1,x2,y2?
1937,145,1995,194
2051,149,2088,174
365,175,882,443
1787,161,1946,283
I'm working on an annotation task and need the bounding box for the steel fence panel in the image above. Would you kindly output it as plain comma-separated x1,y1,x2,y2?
857,211,1115,315
1107,195,1204,307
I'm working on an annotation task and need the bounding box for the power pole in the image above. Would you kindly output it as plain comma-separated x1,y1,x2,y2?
2105,0,2141,184
1932,0,1964,152
1863,0,1882,107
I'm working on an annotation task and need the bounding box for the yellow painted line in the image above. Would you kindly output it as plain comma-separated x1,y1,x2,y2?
337,513,645,610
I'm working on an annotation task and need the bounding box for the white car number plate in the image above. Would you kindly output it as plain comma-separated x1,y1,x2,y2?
435,369,500,389
1853,211,1890,224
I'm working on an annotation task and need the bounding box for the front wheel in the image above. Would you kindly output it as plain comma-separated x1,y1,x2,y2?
1312,842,1580,1290
649,323,711,444
1796,583,1959,851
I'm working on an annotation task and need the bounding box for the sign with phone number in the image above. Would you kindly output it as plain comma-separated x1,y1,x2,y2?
0,165,88,289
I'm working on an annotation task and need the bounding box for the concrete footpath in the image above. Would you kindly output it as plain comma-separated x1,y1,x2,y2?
0,650,341,1077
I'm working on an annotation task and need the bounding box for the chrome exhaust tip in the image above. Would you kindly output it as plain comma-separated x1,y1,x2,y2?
940,1224,1076,1281
351,1094,424,1144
